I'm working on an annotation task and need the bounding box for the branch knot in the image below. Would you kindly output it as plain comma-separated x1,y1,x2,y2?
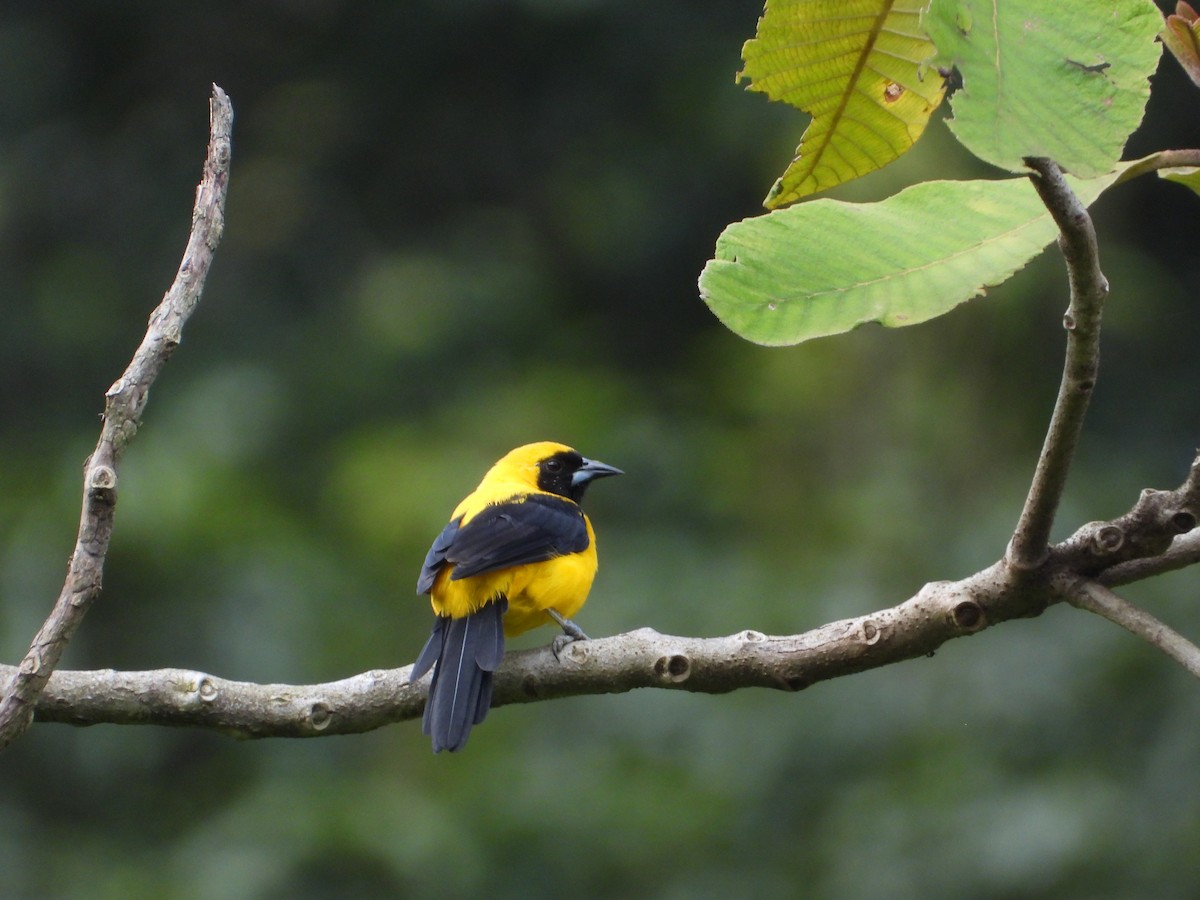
1090,524,1124,555
951,600,986,632
87,465,117,495
654,654,692,683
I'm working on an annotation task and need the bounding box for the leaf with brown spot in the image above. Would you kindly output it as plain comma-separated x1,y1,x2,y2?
740,0,946,208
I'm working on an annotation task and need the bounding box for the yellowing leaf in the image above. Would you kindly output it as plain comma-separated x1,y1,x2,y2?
740,0,947,208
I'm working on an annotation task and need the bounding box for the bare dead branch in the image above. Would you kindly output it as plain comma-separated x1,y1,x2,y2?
0,86,233,750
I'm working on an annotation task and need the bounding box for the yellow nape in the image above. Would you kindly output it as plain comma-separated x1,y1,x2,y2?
451,441,576,520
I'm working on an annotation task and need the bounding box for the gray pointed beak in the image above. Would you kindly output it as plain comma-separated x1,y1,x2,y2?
572,457,624,488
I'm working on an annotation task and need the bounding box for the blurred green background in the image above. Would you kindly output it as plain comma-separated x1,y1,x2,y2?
2,2,1199,897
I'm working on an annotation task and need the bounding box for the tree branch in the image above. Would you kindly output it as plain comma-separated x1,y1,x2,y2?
3,451,1195,739
1114,148,1200,184
1059,577,1200,679
1050,452,1200,578
0,85,233,750
1101,528,1200,586
4,122,1197,744
1007,157,1108,570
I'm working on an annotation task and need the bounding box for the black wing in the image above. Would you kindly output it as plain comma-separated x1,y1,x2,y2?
416,517,461,594
415,494,590,594
448,494,589,581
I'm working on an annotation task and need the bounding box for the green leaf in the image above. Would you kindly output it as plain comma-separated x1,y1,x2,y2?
699,170,1123,347
740,0,946,208
922,0,1162,178
1161,1,1200,88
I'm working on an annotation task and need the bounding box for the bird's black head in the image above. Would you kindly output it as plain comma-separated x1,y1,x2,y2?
537,449,623,503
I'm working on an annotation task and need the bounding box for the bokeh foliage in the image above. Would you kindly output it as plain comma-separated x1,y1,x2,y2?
1,2,1199,898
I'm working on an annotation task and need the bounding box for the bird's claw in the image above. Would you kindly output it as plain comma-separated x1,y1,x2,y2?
548,609,590,660
551,633,577,660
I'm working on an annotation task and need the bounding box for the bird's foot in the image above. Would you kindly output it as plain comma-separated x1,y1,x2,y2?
548,610,589,660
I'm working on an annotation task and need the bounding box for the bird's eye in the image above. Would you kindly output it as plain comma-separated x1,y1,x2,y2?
544,458,562,473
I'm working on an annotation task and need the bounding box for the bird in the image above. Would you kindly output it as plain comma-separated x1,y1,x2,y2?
410,441,622,752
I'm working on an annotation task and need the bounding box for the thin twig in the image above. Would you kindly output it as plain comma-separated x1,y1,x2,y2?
1114,148,1200,184
1007,158,1109,570
1101,530,1200,586
1060,577,1200,680
0,86,233,751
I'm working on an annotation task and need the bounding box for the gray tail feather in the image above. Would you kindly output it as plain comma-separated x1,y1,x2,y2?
410,598,507,752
